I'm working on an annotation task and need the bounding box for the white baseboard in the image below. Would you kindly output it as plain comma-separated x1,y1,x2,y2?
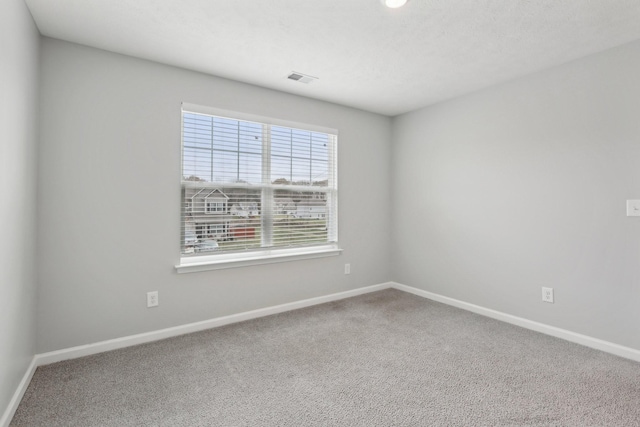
35,282,393,366
29,281,640,366
0,357,37,427
5,281,640,426
4,283,389,426
390,282,640,363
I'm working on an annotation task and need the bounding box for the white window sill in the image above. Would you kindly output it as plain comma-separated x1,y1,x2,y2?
175,245,342,274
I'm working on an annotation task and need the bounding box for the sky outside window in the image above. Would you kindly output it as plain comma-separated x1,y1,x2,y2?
183,114,329,185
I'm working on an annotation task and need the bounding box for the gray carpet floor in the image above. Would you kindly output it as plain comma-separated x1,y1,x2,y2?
11,289,640,426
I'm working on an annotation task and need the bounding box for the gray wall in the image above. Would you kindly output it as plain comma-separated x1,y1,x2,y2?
37,38,392,353
0,0,39,415
23,14,640,360
392,40,640,350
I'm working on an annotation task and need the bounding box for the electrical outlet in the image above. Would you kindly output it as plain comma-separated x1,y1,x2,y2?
344,264,351,275
627,200,640,217
147,291,159,308
541,287,554,303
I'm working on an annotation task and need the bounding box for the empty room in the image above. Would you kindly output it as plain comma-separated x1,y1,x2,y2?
2,0,640,425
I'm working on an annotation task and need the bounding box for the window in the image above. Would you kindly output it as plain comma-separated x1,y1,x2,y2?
207,224,226,235
205,201,225,213
178,103,340,272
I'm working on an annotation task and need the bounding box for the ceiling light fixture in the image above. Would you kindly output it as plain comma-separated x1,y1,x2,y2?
381,0,407,8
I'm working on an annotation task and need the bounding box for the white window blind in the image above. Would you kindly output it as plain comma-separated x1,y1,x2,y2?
180,105,338,260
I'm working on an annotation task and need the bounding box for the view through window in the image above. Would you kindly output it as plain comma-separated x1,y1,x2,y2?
181,107,338,258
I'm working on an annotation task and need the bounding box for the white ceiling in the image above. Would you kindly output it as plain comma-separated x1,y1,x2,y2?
24,0,640,116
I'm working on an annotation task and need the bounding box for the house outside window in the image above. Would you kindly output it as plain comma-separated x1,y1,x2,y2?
178,103,340,272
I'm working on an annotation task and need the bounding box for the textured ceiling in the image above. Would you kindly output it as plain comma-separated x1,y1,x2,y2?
24,0,640,116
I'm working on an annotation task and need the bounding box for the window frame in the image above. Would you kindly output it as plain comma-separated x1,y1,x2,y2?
176,103,341,273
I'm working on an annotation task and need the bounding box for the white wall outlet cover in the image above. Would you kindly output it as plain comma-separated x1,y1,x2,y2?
147,291,159,308
626,200,640,217
542,287,554,303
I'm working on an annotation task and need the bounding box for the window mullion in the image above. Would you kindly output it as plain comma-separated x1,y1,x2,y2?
327,134,338,242
261,124,273,248
210,117,214,182
309,132,312,184
236,121,240,182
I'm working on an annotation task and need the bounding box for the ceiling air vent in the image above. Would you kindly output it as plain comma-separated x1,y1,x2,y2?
287,72,318,84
